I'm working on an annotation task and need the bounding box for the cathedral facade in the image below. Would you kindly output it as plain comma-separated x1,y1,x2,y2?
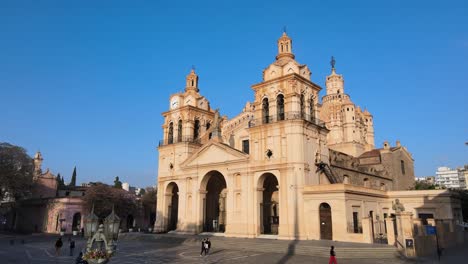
154,33,463,245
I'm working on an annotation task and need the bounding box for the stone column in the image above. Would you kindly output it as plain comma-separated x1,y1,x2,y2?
435,219,446,248
385,217,396,246
396,212,416,257
412,218,423,236
362,217,373,243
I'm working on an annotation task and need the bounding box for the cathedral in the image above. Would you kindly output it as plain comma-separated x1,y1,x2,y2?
154,33,463,247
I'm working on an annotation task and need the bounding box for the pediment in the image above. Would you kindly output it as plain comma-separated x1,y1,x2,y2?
181,142,249,168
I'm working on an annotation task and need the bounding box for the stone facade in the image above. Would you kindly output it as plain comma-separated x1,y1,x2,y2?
154,32,463,248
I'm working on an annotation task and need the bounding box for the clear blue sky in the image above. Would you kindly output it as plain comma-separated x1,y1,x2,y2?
1,0,467,187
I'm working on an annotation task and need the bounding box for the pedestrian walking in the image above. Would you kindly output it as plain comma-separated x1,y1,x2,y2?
200,238,206,256
69,237,75,256
329,245,337,264
55,237,63,256
206,238,211,255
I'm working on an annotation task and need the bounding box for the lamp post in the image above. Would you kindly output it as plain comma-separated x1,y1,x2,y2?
84,205,99,238
83,204,120,264
104,205,120,251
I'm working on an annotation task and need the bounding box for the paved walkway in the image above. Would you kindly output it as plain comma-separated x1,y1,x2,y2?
0,232,466,263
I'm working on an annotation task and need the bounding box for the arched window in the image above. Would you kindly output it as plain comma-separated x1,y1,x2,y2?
194,119,200,139
277,94,285,121
309,96,315,121
300,94,305,118
343,175,349,184
206,122,212,139
262,98,270,124
177,120,183,142
168,122,174,144
400,160,405,175
363,178,370,188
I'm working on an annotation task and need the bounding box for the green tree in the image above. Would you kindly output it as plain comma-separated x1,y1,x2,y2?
113,176,122,189
0,142,34,200
83,183,137,219
412,181,437,190
70,166,77,187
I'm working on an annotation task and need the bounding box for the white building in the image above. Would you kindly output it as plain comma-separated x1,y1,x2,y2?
435,167,467,189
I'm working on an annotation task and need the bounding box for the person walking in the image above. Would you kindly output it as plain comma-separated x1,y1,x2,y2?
55,237,63,256
200,238,206,256
206,238,211,255
329,245,337,264
69,238,75,256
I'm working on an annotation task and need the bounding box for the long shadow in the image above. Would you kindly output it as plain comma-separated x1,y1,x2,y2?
276,184,300,264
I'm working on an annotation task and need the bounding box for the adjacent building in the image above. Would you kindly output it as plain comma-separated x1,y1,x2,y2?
435,166,467,189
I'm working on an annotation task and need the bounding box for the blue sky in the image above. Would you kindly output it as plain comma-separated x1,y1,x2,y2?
1,0,467,187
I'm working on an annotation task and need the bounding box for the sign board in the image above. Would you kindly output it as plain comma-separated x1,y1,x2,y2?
426,226,437,235
405,239,414,248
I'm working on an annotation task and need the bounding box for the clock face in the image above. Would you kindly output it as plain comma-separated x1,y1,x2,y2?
171,98,179,109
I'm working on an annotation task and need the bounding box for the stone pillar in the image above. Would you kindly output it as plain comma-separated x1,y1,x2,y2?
362,217,373,243
396,212,416,257
385,217,396,246
435,219,446,248
412,218,423,236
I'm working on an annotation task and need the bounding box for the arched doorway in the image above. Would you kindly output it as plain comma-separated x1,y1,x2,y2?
166,182,179,232
126,214,134,230
203,171,227,232
260,173,279,235
319,203,333,240
72,213,81,231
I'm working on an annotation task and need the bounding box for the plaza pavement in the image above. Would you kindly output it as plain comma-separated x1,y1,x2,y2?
0,232,465,264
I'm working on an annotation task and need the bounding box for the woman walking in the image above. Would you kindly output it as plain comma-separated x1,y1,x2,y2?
329,246,337,264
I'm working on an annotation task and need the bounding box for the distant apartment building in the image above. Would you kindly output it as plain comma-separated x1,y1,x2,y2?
435,166,467,189
415,176,435,185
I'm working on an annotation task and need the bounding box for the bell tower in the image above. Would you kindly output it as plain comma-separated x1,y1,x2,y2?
325,56,344,95
33,151,43,178
185,68,199,93
276,32,295,60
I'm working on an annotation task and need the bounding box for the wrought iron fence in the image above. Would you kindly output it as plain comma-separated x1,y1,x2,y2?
248,111,326,128
159,136,201,147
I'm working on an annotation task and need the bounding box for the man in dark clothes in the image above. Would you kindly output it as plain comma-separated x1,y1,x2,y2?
69,238,75,256
206,238,211,255
55,237,63,256
200,238,206,256
329,245,337,264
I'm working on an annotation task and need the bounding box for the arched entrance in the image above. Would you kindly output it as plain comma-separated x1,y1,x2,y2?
259,173,279,235
166,182,179,231
319,203,333,240
72,212,81,231
126,215,134,230
202,171,227,232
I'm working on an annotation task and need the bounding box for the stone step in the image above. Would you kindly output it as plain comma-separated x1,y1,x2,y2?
119,233,400,259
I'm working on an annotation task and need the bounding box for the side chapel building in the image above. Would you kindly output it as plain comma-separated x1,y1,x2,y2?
155,33,463,246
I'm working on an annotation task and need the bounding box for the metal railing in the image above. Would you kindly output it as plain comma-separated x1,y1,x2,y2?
248,111,326,128
159,136,201,147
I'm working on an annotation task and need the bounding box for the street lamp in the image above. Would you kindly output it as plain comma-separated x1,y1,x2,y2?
85,204,99,238
83,205,121,263
104,205,120,241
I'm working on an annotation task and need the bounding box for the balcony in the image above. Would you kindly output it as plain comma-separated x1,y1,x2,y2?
159,136,201,147
248,111,326,128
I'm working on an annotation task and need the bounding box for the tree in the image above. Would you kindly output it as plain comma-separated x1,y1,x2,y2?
113,176,122,189
0,143,34,200
70,166,76,187
83,183,137,219
412,181,437,190
141,187,157,227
